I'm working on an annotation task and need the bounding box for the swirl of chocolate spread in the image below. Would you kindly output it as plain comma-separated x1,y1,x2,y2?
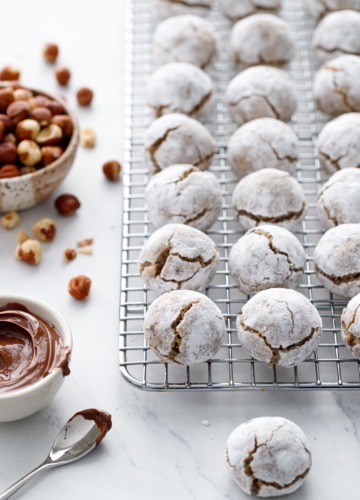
0,302,70,393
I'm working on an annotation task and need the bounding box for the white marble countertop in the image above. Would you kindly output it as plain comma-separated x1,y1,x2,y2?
1,1,360,499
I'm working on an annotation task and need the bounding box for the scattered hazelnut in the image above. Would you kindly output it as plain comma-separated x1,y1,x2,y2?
0,142,17,165
76,87,93,106
64,248,77,262
32,217,56,242
29,107,52,126
77,238,93,247
17,140,42,166
55,194,81,216
103,160,121,181
50,115,73,137
3,133,16,144
68,275,92,300
36,123,62,146
78,247,93,255
13,88,33,101
0,164,21,178
55,67,71,86
0,87,14,112
15,119,41,141
15,238,42,265
41,146,63,166
1,210,20,229
6,100,29,123
0,66,21,81
80,127,96,148
17,229,30,243
43,43,59,63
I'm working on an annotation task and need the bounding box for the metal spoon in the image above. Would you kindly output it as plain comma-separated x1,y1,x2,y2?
0,408,112,500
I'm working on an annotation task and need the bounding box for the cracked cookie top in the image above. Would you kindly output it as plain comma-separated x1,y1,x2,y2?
341,292,360,359
220,0,281,21
225,65,297,126
153,0,212,21
145,164,222,231
304,0,360,22
313,55,360,116
227,117,299,178
138,223,219,293
144,289,226,364
226,416,312,497
230,13,294,68
236,288,322,367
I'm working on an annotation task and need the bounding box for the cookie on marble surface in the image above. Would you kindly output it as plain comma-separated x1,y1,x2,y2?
304,0,360,21
152,15,216,68
226,416,312,497
227,117,299,178
153,0,212,20
145,164,222,231
232,168,307,231
341,293,360,359
314,224,360,298
230,13,294,68
144,113,217,173
138,223,219,293
313,55,360,116
236,288,322,367
226,65,297,125
229,225,306,295
317,169,360,228
144,289,226,365
220,0,281,21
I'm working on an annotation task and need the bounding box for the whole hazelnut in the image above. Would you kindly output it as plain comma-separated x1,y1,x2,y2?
46,100,65,116
3,133,16,144
41,146,63,166
103,160,121,181
1,210,21,229
0,164,21,178
0,88,14,112
76,87,93,106
20,166,36,175
55,67,71,86
17,140,42,166
6,100,29,123
43,43,59,63
80,127,96,148
0,142,17,165
0,121,4,141
0,113,14,131
17,229,30,243
30,107,52,126
28,95,50,110
0,66,21,81
15,238,42,265
50,115,73,137
64,248,77,262
13,88,33,101
55,194,81,216
68,275,92,300
36,123,63,146
16,119,41,141
32,217,56,242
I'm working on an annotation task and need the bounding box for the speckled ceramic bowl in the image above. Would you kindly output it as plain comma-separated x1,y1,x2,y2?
0,88,79,213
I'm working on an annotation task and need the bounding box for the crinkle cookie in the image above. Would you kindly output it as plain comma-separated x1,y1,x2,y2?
145,164,222,231
226,66,297,125
314,224,360,298
304,0,360,21
341,293,360,359
226,416,312,497
220,0,281,21
317,168,360,228
152,15,216,69
313,55,360,116
153,0,212,20
317,113,360,173
144,289,226,365
230,14,294,68
232,168,307,231
236,288,322,367
313,10,360,61
144,114,217,173
229,225,306,295
138,223,219,293
147,62,215,120
227,118,299,178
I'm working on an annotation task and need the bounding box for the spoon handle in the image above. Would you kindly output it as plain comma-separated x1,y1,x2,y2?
0,459,53,500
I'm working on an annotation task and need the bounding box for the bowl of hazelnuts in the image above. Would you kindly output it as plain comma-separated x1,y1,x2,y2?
0,82,79,212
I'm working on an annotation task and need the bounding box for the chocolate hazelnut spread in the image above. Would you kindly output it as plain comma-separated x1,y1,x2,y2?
0,302,70,393
69,409,112,445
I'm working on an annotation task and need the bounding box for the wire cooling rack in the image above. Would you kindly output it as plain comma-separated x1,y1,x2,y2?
119,0,360,391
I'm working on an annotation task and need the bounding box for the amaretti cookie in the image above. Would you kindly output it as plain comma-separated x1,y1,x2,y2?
138,223,219,293
220,0,281,21
314,224,360,298
317,169,360,228
313,10,360,61
152,15,216,68
144,114,217,173
147,62,215,120
232,169,307,231
153,0,212,20
144,289,226,365
145,164,222,231
230,14,294,68
227,118,299,178
226,66,297,125
236,288,322,367
229,225,306,295
313,55,360,116
305,0,360,21
226,417,312,497
317,113,360,173
341,293,360,359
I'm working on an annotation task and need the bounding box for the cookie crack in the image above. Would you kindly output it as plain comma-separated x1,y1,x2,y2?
229,93,280,120
319,150,346,171
188,88,214,117
168,300,199,363
174,166,199,184
251,131,298,164
321,201,339,226
342,303,360,347
315,265,360,285
236,202,306,224
332,71,357,112
148,126,181,173
193,147,216,169
166,0,210,8
171,250,217,268
183,207,211,225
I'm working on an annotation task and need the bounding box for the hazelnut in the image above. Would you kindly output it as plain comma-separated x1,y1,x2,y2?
0,66,21,81
0,164,21,178
30,107,52,126
0,121,4,141
15,238,42,265
6,100,29,123
77,238,93,247
36,123,62,146
17,140,42,166
28,95,50,110
0,113,14,131
1,210,20,229
17,229,30,243
3,133,16,144
64,248,77,262
80,127,96,148
43,43,59,63
16,119,40,141
78,247,93,255
68,275,92,300
13,88,33,101
0,142,17,165
103,160,121,181
32,217,56,242
55,194,81,216
76,87,93,106
50,115,73,137
45,100,65,116
41,146,63,166
20,166,36,175
55,67,71,86
0,87,14,112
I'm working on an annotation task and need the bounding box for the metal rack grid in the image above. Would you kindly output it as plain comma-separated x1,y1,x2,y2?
119,0,360,391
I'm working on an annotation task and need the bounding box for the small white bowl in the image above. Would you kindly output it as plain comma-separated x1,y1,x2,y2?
0,294,72,422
